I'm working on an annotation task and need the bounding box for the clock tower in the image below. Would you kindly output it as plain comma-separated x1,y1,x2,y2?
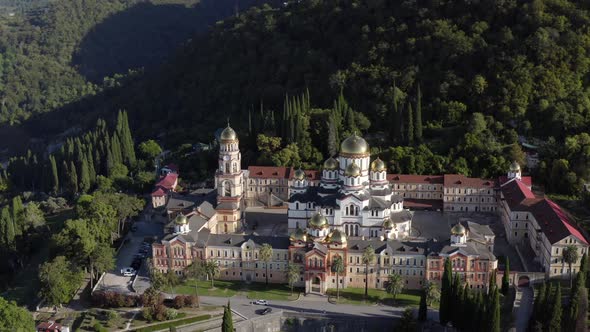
215,123,243,233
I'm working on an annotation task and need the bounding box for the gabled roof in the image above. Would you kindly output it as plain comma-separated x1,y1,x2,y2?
499,175,532,187
501,179,536,210
247,166,290,179
151,187,167,197
443,174,496,188
156,173,178,190
387,174,444,184
531,199,589,245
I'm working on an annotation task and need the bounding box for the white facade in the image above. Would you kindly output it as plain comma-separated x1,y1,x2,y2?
288,134,413,241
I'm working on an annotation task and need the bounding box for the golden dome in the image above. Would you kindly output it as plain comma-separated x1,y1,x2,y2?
327,229,347,244
383,219,394,229
309,212,329,229
220,124,237,142
371,158,386,172
175,214,188,225
340,134,369,155
294,168,305,181
344,162,361,177
451,223,466,235
510,161,521,172
289,228,307,242
323,157,339,170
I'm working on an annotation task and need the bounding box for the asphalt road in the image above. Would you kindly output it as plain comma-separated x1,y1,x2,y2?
514,287,533,332
198,294,439,321
98,213,164,294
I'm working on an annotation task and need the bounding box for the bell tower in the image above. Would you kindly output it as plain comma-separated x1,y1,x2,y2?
215,122,243,234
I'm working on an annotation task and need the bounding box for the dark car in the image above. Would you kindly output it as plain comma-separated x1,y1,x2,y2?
257,307,272,315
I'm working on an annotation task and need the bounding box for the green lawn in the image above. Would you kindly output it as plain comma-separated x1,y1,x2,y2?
326,288,421,307
166,279,302,301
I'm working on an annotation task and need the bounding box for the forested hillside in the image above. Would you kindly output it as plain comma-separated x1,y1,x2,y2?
4,0,590,197
0,0,275,124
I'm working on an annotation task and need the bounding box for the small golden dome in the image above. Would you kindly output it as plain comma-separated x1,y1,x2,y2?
344,162,361,177
290,228,307,242
323,157,339,170
371,158,386,172
309,212,329,229
175,214,188,225
327,229,347,244
451,223,466,235
510,161,521,172
340,134,369,155
383,219,394,229
220,124,237,142
294,168,305,181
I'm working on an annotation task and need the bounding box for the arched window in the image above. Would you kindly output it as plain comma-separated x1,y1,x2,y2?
225,163,230,173
224,181,231,197
232,163,237,173
224,224,228,233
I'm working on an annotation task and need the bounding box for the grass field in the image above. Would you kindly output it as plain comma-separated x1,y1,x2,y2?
166,279,302,301
326,288,421,307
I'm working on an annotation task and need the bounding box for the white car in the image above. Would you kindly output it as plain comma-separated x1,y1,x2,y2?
121,267,136,277
253,300,268,305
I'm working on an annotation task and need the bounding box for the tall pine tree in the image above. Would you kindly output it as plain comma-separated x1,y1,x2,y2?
406,101,414,145
68,161,78,194
549,283,562,332
79,157,91,193
11,196,24,236
222,300,234,332
501,257,510,295
415,83,423,142
49,154,59,194
1,206,15,250
440,258,452,325
489,288,501,332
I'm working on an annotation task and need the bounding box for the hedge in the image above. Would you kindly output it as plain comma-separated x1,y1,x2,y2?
132,314,212,332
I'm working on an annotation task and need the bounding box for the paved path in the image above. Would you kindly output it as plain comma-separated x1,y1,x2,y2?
514,287,533,332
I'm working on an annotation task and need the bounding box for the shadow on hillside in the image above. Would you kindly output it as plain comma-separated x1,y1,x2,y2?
73,0,268,83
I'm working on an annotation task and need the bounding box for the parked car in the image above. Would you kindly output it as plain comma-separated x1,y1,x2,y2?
120,267,136,277
253,300,268,305
257,307,272,315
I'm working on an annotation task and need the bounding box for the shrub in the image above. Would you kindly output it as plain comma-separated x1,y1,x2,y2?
185,295,198,307
92,291,139,308
142,307,154,322
107,310,118,321
166,308,178,321
92,322,107,332
173,296,185,309
154,304,167,322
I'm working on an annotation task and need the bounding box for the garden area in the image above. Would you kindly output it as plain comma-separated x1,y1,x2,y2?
326,288,422,307
166,279,303,301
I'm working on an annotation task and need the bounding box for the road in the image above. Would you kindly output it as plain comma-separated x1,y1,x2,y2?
198,294,439,321
514,287,533,332
97,212,164,294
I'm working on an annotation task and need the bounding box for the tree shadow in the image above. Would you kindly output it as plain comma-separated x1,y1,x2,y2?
73,0,265,83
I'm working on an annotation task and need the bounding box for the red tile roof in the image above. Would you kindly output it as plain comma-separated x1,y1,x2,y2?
499,176,532,187
501,179,536,209
156,173,178,190
443,174,496,188
403,199,443,210
248,166,291,179
531,199,589,245
151,187,167,197
303,170,320,181
37,321,63,332
387,174,444,184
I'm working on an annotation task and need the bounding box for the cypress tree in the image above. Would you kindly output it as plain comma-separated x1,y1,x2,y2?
390,82,399,141
289,116,295,144
11,196,24,236
87,151,96,187
406,102,414,145
473,289,483,332
581,253,589,289
566,272,584,331
440,258,452,325
69,161,78,194
459,282,469,330
501,257,510,295
418,289,427,322
489,288,501,332
415,83,423,142
327,116,338,157
49,155,59,194
222,300,233,332
545,282,555,325
122,111,136,166
2,206,14,250
79,157,90,193
111,133,123,166
451,273,461,328
488,269,497,295
548,283,562,332
531,282,546,325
